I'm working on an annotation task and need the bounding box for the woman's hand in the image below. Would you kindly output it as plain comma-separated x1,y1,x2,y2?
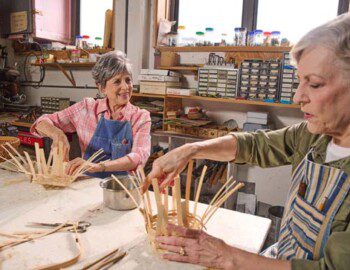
51,131,70,161
156,224,236,270
142,144,197,192
157,224,292,270
35,121,70,161
65,157,101,176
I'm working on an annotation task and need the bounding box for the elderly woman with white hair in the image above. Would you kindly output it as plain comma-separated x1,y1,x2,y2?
144,14,350,270
31,51,151,178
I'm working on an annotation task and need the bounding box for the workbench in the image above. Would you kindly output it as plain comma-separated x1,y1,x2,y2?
0,169,271,269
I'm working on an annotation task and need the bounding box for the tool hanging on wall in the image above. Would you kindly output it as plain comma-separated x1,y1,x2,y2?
20,40,46,88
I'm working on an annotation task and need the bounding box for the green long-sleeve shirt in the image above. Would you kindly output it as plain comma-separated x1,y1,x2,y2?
232,121,350,270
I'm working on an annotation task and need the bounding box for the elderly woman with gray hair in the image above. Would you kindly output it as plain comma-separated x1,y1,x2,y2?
31,51,151,178
144,14,350,270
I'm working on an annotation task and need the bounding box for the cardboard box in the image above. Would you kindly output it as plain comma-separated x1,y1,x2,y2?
140,81,181,95
160,52,180,67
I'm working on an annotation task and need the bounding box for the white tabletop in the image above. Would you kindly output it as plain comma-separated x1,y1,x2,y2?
0,170,271,269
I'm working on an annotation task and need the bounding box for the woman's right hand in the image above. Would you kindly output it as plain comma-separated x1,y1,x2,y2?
142,143,197,192
51,131,70,161
35,120,70,161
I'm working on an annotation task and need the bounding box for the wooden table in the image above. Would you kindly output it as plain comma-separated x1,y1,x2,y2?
0,170,271,269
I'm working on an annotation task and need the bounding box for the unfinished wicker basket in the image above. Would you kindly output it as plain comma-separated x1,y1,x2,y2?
0,136,20,161
1,141,104,187
111,163,244,253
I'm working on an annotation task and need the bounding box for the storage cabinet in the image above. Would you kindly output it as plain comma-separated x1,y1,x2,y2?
0,0,72,43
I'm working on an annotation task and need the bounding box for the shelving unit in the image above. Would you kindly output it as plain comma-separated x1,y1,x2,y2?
16,48,113,56
159,65,202,71
31,62,97,87
31,62,96,68
156,46,292,53
132,92,300,109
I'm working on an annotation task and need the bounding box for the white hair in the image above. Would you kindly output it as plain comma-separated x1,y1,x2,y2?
92,50,133,88
291,13,350,74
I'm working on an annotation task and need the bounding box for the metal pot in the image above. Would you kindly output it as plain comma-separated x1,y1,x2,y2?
100,175,140,210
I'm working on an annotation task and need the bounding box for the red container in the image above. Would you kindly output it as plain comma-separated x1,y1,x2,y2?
17,131,44,147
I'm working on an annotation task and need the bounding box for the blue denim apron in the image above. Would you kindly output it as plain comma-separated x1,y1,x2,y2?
261,149,350,260
83,112,133,178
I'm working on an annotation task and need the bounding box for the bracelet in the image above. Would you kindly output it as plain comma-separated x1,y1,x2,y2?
99,162,107,172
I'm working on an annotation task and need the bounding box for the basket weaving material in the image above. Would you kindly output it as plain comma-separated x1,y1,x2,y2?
0,136,20,160
146,211,203,250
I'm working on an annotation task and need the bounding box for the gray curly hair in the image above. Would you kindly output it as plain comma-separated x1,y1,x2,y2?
92,50,133,89
291,13,350,74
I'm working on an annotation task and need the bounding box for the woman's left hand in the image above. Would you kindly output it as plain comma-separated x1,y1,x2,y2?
156,224,236,269
65,157,101,175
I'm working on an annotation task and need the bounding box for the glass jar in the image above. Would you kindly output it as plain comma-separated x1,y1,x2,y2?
271,31,281,46
253,30,263,46
195,31,205,46
177,25,186,46
75,35,82,49
220,33,228,46
182,37,196,46
71,49,81,63
81,35,90,49
167,32,177,46
234,27,247,46
204,27,215,46
263,32,271,46
94,37,103,48
247,31,254,46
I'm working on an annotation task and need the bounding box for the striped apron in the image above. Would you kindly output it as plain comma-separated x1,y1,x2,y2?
274,149,350,260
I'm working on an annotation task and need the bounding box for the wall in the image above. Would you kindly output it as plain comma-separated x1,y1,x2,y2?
14,0,303,206
22,0,151,105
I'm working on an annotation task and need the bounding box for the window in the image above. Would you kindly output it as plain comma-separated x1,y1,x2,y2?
178,0,243,43
79,0,113,44
174,0,346,46
256,0,339,44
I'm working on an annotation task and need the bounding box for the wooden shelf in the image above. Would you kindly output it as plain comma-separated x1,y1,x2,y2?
31,62,95,68
16,48,113,56
133,92,299,108
156,46,292,53
149,111,164,115
132,92,165,99
167,94,300,108
152,130,204,141
159,65,202,71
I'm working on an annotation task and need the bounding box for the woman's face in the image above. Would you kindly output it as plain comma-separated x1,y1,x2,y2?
293,46,350,137
101,72,133,107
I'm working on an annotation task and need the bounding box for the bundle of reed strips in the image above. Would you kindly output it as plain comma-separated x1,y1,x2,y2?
111,160,244,251
0,222,83,269
0,142,104,187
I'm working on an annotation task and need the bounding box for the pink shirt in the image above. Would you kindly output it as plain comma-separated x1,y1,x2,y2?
31,98,151,166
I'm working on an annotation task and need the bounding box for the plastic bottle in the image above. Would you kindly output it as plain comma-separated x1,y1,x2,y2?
195,31,205,46
247,31,254,46
75,35,83,49
94,37,103,48
253,30,263,46
82,35,90,49
234,27,247,46
271,31,281,46
205,27,215,46
71,49,80,62
220,33,228,46
167,32,177,46
263,32,271,46
177,25,186,46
